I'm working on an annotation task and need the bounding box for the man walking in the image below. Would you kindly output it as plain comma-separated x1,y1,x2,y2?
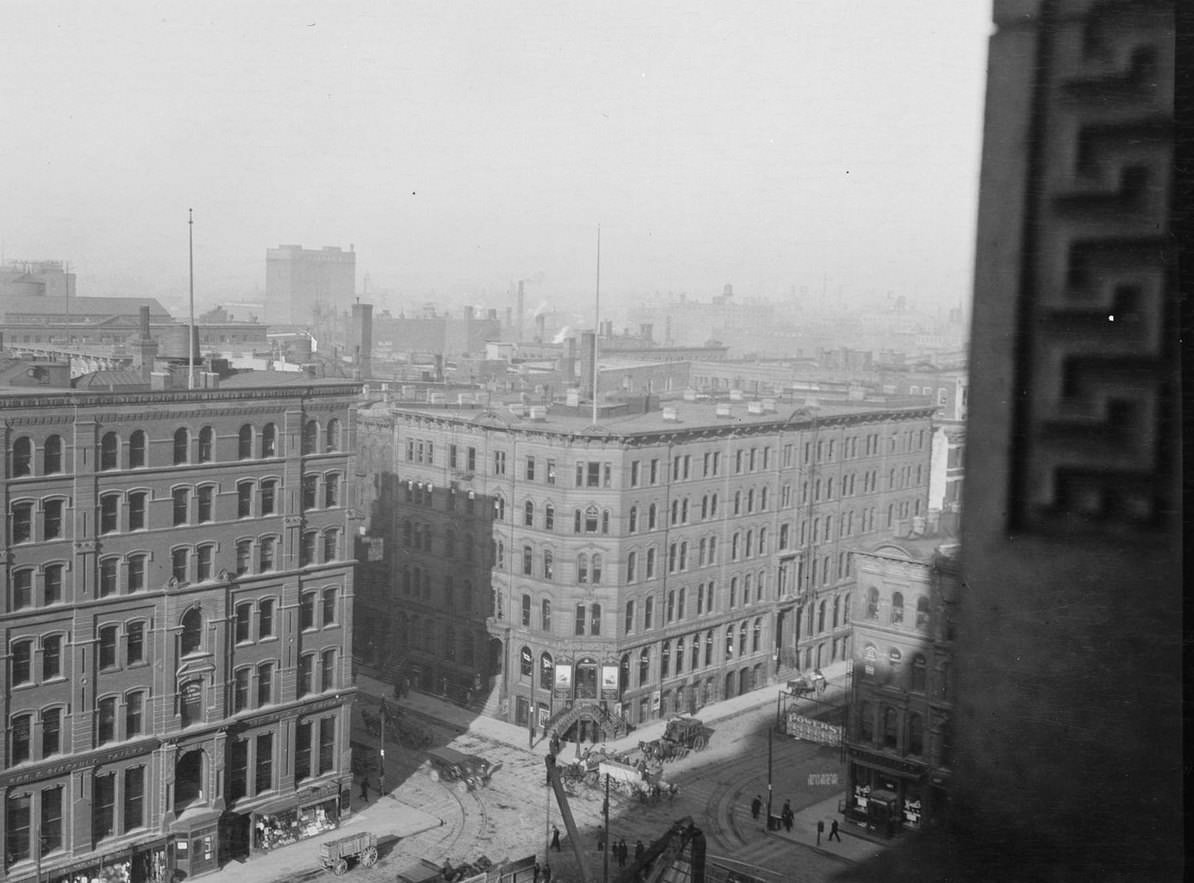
750,794,763,820
550,825,561,852
782,800,794,833
829,819,842,842
617,838,628,868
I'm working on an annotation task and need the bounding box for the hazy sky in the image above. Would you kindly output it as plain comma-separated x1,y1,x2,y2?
1,1,990,316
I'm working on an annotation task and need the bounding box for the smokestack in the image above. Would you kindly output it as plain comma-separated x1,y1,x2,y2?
139,306,151,340
561,336,577,382
517,281,525,341
536,313,546,343
579,330,596,399
351,302,373,379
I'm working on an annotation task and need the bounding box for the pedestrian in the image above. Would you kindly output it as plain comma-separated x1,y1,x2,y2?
617,838,627,867
359,777,369,801
816,819,824,845
829,820,842,842
782,800,793,833
532,861,540,883
750,794,762,820
550,826,561,851
634,840,644,861
550,730,561,757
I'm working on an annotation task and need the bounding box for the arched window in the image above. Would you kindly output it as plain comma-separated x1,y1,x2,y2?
818,601,827,632
725,625,734,657
691,636,701,670
577,554,589,584
238,424,254,459
644,596,654,629
739,622,748,656
521,594,532,626
542,600,552,631
859,701,874,742
833,595,842,629
592,554,603,584
760,486,768,510
524,500,535,527
540,652,554,690
494,496,506,520
866,587,880,619
661,641,671,678
543,549,554,580
544,503,555,530
180,608,203,655
520,646,533,678
12,437,32,476
522,546,533,576
758,527,767,555
626,551,637,582
911,654,927,692
325,418,340,452
705,630,715,666
590,603,601,635
908,713,924,756
752,618,762,652
43,434,63,473
261,423,277,457
675,637,685,674
891,592,905,625
916,596,931,630
198,426,214,463
883,707,899,749
302,420,318,455
100,432,119,470
624,600,635,633
648,503,657,529
638,647,652,686
628,506,638,533
173,428,189,465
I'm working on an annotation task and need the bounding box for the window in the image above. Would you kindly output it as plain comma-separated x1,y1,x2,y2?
99,557,118,597
298,653,314,696
171,548,189,583
644,596,655,629
911,654,927,692
624,600,635,633
577,553,588,584
524,500,534,527
43,634,63,679
543,549,554,579
661,641,670,678
42,708,62,757
12,437,33,476
323,529,340,562
542,599,552,631
180,608,203,655
237,424,254,459
126,692,145,739
261,480,277,515
300,531,316,566
646,547,656,579
234,603,252,643
10,714,31,764
303,475,318,510
300,592,316,630
256,733,274,793
12,569,33,610
302,420,318,455
44,499,64,539
172,428,189,464
626,551,637,582
100,432,119,470
235,539,252,575
125,621,144,665
916,596,931,630
97,696,117,744
325,474,340,507
590,603,602,635
197,486,214,523
520,647,533,678
639,648,650,685
98,625,118,669
257,662,274,706
521,594,532,627
45,563,63,604
322,588,337,625
172,488,189,526
631,461,640,486
574,605,586,636
866,587,879,619
325,419,341,452
259,537,276,572
891,592,905,624
321,648,337,691
883,707,899,749
592,554,603,584
198,426,213,463
319,716,335,773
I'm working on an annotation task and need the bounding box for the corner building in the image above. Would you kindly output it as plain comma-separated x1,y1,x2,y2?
2,379,360,882
358,397,933,740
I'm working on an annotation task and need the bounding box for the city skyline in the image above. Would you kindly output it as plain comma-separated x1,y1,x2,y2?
1,1,990,315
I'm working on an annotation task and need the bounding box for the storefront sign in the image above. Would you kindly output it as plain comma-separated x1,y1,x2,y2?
847,746,926,776
785,713,842,745
554,663,573,691
0,737,161,787
600,665,619,696
808,773,839,786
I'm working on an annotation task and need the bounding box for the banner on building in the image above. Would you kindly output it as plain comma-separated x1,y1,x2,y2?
600,665,619,696
554,663,573,691
785,712,843,745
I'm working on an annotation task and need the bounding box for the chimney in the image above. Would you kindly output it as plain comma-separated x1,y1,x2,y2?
517,281,525,341
579,330,596,399
351,302,373,379
561,336,577,382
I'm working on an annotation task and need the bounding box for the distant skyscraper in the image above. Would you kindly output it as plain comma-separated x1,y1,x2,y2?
265,245,355,326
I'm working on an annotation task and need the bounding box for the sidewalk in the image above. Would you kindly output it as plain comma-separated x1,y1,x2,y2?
194,791,442,883
767,792,885,866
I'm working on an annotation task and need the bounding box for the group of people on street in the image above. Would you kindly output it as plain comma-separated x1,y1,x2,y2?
750,793,841,844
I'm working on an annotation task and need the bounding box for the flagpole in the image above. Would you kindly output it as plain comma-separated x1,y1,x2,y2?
188,208,195,390
592,225,600,425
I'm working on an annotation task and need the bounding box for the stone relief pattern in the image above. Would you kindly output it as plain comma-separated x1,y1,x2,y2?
1018,1,1173,533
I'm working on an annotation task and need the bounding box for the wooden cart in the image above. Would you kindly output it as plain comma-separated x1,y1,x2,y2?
318,831,379,876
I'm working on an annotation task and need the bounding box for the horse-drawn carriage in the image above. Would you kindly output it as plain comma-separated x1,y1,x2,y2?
639,716,715,764
424,747,502,793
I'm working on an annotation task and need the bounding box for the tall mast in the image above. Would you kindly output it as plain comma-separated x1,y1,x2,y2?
592,225,600,426
188,208,195,389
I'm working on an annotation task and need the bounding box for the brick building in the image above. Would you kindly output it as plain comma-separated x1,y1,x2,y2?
356,395,933,741
2,377,360,882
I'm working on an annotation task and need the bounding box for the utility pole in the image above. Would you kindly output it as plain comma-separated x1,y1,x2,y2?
378,699,386,797
602,773,610,883
766,723,774,829
188,209,195,390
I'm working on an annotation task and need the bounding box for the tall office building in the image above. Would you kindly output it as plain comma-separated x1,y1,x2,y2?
2,377,361,881
265,246,356,328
